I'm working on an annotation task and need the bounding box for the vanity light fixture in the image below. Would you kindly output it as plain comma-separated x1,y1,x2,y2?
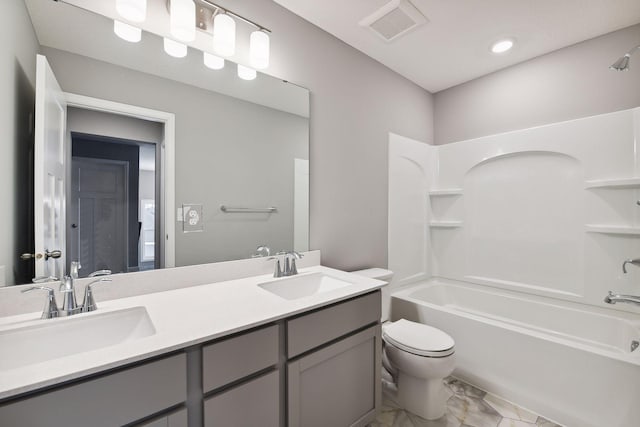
164,38,188,58
204,52,225,70
170,0,196,42
115,0,146,23
249,30,270,69
490,38,514,54
213,13,236,57
237,64,257,81
114,20,142,43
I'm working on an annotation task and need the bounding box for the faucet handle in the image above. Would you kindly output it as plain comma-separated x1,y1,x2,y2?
252,245,271,258
267,257,284,278
21,286,60,319
82,278,112,313
285,251,304,275
31,276,59,284
286,251,303,259
88,269,112,278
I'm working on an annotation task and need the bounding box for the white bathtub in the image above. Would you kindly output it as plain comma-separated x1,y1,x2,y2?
390,279,640,427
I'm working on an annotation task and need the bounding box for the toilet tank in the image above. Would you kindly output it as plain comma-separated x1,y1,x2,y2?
351,268,394,321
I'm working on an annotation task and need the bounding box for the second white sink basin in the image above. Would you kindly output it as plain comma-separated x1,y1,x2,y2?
258,272,354,300
0,306,156,371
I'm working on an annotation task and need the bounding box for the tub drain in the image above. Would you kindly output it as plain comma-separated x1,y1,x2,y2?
632,340,639,352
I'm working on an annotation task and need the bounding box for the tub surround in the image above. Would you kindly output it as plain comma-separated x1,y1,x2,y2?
389,107,640,316
0,253,385,400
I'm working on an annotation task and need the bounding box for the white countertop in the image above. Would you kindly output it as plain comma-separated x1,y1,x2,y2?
0,266,384,400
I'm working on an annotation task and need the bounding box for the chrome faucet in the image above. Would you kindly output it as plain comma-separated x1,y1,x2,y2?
252,245,271,258
59,262,112,316
82,277,112,313
604,291,640,306
21,286,60,319
283,251,303,276
622,258,640,274
268,251,304,278
60,261,82,316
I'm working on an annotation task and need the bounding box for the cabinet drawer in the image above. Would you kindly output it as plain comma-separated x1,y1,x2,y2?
136,407,188,427
0,353,187,427
287,291,381,358
204,370,279,427
203,324,279,393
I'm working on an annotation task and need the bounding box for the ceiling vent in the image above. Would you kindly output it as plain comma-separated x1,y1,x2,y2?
359,0,428,42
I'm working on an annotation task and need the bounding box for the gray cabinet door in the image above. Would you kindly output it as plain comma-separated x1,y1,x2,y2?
287,325,381,427
0,354,187,427
204,370,280,427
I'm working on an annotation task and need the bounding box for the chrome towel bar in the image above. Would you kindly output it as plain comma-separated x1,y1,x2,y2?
220,205,277,213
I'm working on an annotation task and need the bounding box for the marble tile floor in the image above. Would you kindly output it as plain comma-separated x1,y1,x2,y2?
370,377,563,427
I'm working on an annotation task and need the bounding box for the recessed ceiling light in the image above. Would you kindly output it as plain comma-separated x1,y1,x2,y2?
491,39,514,54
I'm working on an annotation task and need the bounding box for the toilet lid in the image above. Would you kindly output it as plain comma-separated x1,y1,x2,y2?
383,319,455,358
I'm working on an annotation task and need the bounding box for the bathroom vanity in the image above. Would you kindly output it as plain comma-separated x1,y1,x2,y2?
0,262,383,427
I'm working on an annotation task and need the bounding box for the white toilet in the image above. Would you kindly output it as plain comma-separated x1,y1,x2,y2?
353,269,456,421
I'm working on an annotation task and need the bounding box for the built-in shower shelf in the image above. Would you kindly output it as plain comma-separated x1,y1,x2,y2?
585,178,640,189
429,221,463,228
428,189,463,196
585,225,640,235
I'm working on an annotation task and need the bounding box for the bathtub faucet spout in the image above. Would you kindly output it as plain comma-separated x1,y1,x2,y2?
622,258,640,274
604,291,640,306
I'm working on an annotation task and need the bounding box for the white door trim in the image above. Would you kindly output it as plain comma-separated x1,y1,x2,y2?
64,92,176,268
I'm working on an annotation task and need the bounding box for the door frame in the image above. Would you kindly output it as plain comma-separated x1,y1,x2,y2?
64,93,176,269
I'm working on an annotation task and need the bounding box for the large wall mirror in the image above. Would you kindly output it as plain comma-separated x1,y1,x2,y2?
8,0,309,285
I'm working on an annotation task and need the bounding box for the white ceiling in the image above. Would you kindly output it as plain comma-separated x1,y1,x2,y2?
273,0,640,92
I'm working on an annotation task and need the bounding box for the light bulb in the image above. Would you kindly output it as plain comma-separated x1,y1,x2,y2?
213,14,236,57
116,0,146,23
164,38,187,58
170,0,195,42
237,64,256,81
114,20,141,43
204,52,225,70
249,30,270,69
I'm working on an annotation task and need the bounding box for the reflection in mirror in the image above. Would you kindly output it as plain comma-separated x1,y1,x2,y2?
5,0,309,285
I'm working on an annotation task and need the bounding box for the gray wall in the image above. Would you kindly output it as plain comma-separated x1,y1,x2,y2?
67,108,164,144
434,24,640,145
230,0,435,270
46,47,309,266
0,0,39,285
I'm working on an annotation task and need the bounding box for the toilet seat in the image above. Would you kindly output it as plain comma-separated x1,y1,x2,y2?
383,319,455,358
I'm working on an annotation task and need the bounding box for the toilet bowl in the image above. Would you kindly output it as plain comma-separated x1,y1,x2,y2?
352,268,456,421
382,319,456,420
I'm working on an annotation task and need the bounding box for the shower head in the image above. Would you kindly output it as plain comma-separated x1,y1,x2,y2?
610,45,640,71
610,54,631,71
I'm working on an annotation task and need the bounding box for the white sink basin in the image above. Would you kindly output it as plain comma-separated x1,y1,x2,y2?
258,272,354,300
0,306,155,371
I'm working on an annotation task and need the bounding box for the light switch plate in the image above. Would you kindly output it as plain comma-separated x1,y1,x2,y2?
182,204,204,232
